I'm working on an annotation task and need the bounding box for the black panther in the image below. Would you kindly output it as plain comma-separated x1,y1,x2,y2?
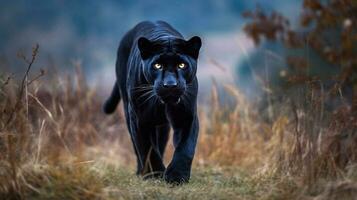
103,21,201,184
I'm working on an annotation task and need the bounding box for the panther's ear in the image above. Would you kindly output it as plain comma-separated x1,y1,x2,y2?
137,37,153,59
185,36,202,59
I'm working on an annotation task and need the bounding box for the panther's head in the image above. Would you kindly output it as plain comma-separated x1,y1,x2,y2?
137,36,201,104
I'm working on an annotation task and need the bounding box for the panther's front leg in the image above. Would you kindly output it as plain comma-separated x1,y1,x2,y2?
164,111,199,184
137,127,166,178
129,114,166,178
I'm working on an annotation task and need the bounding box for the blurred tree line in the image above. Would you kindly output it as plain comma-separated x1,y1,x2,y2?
243,0,357,115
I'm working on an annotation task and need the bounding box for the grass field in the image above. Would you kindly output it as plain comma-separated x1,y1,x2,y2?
0,47,356,199
11,164,300,200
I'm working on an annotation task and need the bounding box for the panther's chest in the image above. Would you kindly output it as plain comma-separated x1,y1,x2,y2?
129,100,168,125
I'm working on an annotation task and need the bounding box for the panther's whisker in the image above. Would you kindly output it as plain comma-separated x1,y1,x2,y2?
132,89,152,94
132,85,153,90
133,83,152,87
131,86,153,93
137,89,154,99
180,93,190,108
132,86,152,91
131,84,153,89
185,91,194,101
139,93,156,107
184,90,195,98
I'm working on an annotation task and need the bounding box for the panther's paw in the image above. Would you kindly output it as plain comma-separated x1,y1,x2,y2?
164,168,190,184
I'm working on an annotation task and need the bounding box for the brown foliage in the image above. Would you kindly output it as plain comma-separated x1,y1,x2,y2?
243,0,357,111
243,0,357,192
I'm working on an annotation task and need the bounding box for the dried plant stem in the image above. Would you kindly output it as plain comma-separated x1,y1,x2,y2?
0,44,39,132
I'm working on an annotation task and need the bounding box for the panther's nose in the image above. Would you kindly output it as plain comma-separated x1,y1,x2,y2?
163,73,178,88
163,80,177,88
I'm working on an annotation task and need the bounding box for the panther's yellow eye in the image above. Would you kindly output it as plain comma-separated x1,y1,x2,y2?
154,63,162,69
178,63,186,69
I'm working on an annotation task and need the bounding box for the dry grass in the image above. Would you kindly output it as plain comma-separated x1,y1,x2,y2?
0,46,356,199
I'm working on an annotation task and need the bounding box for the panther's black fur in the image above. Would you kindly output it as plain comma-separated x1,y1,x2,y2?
103,21,201,184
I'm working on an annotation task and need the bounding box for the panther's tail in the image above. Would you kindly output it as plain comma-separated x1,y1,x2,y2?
103,81,121,114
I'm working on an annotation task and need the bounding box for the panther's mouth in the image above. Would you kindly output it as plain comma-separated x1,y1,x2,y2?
159,96,181,105
157,87,183,105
